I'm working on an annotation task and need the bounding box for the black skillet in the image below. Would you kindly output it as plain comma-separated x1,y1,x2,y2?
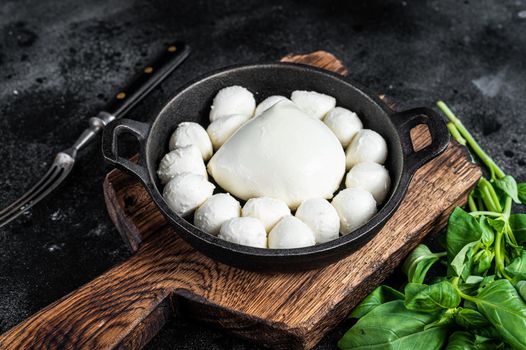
102,63,450,271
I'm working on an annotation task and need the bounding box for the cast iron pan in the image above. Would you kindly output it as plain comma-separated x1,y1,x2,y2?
102,63,450,271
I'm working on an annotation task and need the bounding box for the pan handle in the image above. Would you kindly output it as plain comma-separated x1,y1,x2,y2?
102,118,152,187
391,107,450,174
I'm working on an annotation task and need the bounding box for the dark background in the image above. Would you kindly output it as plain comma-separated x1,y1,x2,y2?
1,0,525,348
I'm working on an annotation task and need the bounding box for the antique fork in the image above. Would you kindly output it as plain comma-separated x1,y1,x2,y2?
0,42,190,228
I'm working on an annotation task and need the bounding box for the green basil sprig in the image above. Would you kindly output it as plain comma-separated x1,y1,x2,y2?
338,101,526,350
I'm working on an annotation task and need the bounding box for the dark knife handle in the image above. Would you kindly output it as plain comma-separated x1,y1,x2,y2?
69,42,190,154
104,41,190,119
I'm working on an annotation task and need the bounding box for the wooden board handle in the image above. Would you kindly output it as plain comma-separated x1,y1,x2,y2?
0,229,187,349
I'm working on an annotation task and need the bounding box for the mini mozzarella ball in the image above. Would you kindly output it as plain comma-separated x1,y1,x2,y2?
295,198,340,244
218,217,267,248
345,162,391,204
290,90,336,119
323,107,363,147
254,95,288,117
207,114,250,150
209,86,256,122
163,173,215,217
268,216,316,249
241,197,291,232
157,145,207,185
169,122,213,160
332,188,377,235
194,193,241,236
345,129,388,169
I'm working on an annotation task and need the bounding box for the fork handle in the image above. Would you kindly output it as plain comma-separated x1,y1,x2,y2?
71,42,190,153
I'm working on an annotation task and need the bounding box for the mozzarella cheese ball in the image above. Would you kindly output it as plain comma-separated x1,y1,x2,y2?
194,193,241,236
332,188,377,235
290,90,336,119
241,197,291,232
218,217,267,248
345,129,388,169
157,145,207,184
163,173,215,217
169,122,213,160
295,198,340,244
209,86,256,122
345,162,391,204
208,101,345,208
206,114,250,150
254,95,288,117
323,107,363,147
268,216,316,249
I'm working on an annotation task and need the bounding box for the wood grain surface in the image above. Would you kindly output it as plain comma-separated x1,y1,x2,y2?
0,51,481,350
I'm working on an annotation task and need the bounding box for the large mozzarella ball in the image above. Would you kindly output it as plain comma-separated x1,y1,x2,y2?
332,188,377,235
254,95,288,117
209,86,256,122
163,173,215,217
345,162,391,204
323,107,363,147
345,129,388,169
206,114,250,150
241,197,291,232
218,217,267,248
157,145,207,184
268,216,316,249
194,193,241,236
169,122,213,160
290,90,336,119
295,198,340,244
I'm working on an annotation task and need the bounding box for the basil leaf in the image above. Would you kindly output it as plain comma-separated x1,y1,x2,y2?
338,300,448,350
450,241,479,279
350,285,404,319
516,281,526,302
455,308,489,328
505,250,526,282
478,217,494,247
446,331,501,350
474,249,494,275
509,214,526,244
493,175,520,204
447,208,483,265
518,182,526,204
405,281,461,312
402,244,442,284
474,279,526,349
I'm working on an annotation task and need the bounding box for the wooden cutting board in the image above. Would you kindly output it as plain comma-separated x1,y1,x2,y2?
0,52,481,350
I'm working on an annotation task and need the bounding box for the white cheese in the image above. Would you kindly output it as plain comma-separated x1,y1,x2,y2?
157,145,207,184
290,90,336,119
218,217,267,248
345,129,387,169
268,216,316,249
169,122,213,161
163,173,215,217
209,85,256,122
241,197,291,233
206,114,250,150
331,188,377,235
207,100,346,209
194,193,241,236
323,107,363,147
345,162,391,204
295,198,340,244
254,95,288,117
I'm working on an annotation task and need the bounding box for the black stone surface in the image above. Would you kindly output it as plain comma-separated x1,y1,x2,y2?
0,0,525,348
